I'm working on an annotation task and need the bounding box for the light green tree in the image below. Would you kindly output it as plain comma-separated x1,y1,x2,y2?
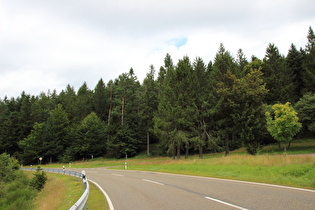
265,102,302,151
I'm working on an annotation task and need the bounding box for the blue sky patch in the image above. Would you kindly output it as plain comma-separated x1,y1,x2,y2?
167,37,188,48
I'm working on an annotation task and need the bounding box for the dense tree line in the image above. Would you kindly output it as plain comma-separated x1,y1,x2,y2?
1,27,315,164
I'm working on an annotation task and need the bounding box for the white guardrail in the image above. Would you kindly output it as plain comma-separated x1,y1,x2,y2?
22,168,89,210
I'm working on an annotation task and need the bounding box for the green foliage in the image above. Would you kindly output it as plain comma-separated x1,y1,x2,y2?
30,167,48,191
72,112,106,159
265,102,302,150
302,27,315,94
263,43,295,104
0,153,20,182
0,153,37,209
295,93,315,135
286,44,304,101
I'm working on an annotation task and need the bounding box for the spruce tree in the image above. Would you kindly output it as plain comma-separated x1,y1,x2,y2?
141,65,158,156
286,44,305,101
93,79,108,121
302,26,315,94
263,43,295,104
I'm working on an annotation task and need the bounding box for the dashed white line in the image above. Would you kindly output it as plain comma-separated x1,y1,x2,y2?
142,179,165,186
205,196,248,210
111,173,124,177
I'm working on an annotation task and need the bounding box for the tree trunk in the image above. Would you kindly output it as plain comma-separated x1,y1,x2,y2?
107,82,112,125
176,144,181,159
147,132,150,156
171,140,175,160
185,147,189,159
225,137,229,156
288,140,292,149
278,141,281,150
199,144,203,159
121,97,125,126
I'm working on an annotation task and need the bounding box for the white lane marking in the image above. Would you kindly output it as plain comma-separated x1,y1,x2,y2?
89,179,115,210
111,173,124,177
142,179,165,186
205,196,248,210
139,170,315,193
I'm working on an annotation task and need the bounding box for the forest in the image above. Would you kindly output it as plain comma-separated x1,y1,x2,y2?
1,27,315,164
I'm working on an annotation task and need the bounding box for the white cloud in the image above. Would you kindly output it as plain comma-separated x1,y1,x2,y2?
0,0,314,98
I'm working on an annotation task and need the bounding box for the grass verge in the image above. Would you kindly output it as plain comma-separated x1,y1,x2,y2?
23,171,83,210
87,181,108,210
24,171,108,210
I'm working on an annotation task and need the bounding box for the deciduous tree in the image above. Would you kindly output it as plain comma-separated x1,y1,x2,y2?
265,102,302,151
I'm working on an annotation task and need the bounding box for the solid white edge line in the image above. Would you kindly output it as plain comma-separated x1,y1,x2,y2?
142,179,165,185
136,170,315,193
205,196,248,210
89,179,115,210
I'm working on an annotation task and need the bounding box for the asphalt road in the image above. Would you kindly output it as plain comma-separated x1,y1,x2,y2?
71,167,315,210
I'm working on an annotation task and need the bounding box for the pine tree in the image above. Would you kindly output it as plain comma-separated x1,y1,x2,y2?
210,44,239,156
302,26,315,94
236,49,248,77
107,69,142,157
263,43,295,104
93,79,108,121
155,55,197,159
58,85,79,122
191,57,213,158
286,44,305,101
141,65,158,156
73,112,106,159
43,104,70,163
77,82,93,121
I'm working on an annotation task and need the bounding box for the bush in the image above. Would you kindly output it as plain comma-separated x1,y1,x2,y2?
0,153,37,209
30,167,47,191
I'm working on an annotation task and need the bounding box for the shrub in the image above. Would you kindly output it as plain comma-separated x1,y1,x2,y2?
30,167,48,191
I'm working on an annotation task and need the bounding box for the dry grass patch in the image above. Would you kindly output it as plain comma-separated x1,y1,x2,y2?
33,175,65,210
209,154,315,167
31,173,82,210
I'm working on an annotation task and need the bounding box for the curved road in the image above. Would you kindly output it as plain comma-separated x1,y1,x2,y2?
72,168,315,210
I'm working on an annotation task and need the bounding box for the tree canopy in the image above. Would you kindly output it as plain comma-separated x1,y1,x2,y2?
1,27,314,163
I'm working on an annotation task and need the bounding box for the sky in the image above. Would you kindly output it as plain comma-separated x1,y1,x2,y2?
0,0,314,98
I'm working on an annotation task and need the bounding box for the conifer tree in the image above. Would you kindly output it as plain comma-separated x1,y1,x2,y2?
302,26,315,94
43,104,70,163
286,44,304,101
210,44,239,156
77,82,93,121
141,65,158,156
73,112,106,159
93,79,108,121
263,43,295,104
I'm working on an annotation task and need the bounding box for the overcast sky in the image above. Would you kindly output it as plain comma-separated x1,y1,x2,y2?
0,0,314,98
